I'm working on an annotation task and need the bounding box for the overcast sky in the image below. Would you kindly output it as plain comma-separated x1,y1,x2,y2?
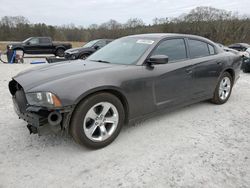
0,0,249,27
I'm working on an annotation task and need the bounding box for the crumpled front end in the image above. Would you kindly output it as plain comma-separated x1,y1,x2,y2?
9,79,73,135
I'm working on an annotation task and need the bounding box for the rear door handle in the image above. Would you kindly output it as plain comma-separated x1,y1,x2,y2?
186,68,193,74
217,61,222,65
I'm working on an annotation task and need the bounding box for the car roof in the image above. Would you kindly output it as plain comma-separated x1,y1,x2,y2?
125,33,216,45
228,43,250,48
127,33,204,39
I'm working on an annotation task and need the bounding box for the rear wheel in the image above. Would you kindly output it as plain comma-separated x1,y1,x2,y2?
211,72,233,104
70,93,125,149
55,48,65,57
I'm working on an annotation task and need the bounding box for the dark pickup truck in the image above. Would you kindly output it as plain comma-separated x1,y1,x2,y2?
7,37,72,57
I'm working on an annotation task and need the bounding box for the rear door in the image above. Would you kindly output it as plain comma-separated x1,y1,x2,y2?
38,37,53,54
187,39,223,98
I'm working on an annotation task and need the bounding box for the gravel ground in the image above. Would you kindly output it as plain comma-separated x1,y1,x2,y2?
0,63,249,188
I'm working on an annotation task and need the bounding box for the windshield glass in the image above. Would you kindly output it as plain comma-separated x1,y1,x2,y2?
87,37,154,65
22,37,32,43
83,40,99,48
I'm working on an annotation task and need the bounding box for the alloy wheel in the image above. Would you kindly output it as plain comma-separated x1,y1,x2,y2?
219,76,231,100
83,102,119,142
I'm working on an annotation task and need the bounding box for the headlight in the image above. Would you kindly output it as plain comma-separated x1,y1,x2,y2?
26,92,62,108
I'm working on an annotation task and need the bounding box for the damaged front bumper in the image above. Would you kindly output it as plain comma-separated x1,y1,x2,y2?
13,98,73,135
14,103,73,135
10,80,74,135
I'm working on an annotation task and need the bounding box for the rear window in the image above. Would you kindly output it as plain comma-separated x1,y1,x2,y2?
189,39,210,58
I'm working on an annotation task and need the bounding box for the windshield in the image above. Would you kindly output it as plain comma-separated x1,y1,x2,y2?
87,37,154,65
83,40,99,48
22,37,32,43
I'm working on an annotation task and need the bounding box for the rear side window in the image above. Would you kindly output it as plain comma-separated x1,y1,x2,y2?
39,38,51,44
189,39,210,58
208,44,215,55
152,39,187,62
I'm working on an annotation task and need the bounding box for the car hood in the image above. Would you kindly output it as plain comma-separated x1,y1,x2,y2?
13,60,118,91
65,47,92,54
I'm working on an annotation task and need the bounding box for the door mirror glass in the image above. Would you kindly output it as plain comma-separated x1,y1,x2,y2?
147,55,169,64
94,45,100,50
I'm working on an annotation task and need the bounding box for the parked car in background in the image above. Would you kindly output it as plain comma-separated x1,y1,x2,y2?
64,39,113,60
217,43,239,55
228,43,250,71
242,48,250,73
9,33,242,149
228,43,250,52
7,37,72,57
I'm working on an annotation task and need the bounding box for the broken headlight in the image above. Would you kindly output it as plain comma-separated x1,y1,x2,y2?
26,92,62,108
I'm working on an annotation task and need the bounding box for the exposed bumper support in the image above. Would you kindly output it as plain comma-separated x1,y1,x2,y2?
15,103,74,135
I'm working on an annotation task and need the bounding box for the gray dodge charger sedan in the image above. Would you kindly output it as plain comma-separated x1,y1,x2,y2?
9,33,242,149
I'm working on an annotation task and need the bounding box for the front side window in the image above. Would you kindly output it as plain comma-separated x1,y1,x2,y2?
95,40,106,48
189,39,210,58
39,38,51,44
29,38,39,45
151,39,187,62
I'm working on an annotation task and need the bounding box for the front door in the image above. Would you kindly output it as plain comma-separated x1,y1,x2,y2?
148,38,195,109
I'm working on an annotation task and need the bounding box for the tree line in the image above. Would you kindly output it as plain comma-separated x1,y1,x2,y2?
0,6,249,45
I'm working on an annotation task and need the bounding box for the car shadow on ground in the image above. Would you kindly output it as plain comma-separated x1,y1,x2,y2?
25,100,214,151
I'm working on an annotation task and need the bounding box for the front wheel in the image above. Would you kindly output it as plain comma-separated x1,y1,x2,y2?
79,53,89,60
70,93,125,149
211,72,233,104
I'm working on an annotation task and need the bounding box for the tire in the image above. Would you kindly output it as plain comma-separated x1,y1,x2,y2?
55,48,65,57
211,72,233,104
79,53,89,60
70,92,125,149
243,68,248,73
243,65,250,73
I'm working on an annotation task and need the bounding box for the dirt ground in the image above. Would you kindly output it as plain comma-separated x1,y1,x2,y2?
0,62,249,188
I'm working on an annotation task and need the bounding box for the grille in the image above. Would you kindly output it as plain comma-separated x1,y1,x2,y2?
15,89,28,113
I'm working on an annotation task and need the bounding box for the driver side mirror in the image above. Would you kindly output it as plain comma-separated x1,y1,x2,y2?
94,45,100,50
26,41,30,45
147,55,169,65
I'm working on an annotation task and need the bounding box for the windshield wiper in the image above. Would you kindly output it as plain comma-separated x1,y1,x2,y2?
90,60,111,64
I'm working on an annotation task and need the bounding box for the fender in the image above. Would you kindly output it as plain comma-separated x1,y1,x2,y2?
74,85,130,121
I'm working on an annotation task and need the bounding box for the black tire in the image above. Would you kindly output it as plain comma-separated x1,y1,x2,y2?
243,66,250,73
55,48,65,57
211,72,233,104
70,92,125,149
79,53,89,60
